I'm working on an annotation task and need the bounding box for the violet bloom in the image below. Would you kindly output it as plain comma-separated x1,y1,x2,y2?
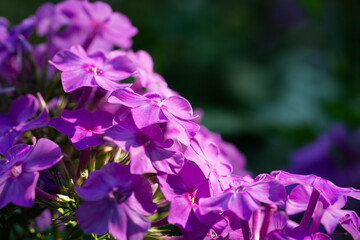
49,109,113,150
0,138,62,208
80,1,138,51
199,174,286,240
104,116,184,175
157,161,227,237
49,45,136,92
184,138,233,196
108,88,199,141
272,171,360,238
289,124,360,188
0,94,48,155
75,163,156,240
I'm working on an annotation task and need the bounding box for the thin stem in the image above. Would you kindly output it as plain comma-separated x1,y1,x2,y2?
300,188,320,227
240,219,251,240
252,209,261,240
310,201,324,234
51,209,60,240
259,204,277,240
75,148,90,182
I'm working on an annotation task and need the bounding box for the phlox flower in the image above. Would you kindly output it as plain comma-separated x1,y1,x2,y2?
108,87,199,143
75,163,157,240
0,138,62,208
49,45,136,92
104,116,184,175
185,138,233,196
157,161,227,238
49,109,113,150
0,94,48,155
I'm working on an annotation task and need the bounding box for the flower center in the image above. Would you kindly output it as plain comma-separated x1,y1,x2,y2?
83,64,104,76
111,189,129,204
11,164,22,178
186,190,197,206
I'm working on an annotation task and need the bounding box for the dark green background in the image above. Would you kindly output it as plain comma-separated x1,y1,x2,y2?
1,0,359,175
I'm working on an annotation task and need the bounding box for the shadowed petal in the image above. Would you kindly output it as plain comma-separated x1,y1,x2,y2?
23,138,62,172
76,198,114,235
75,171,113,201
11,172,39,207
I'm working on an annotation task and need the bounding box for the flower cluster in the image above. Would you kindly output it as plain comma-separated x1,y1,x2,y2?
0,1,359,239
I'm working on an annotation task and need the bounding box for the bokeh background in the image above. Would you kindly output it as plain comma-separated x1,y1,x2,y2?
1,0,359,177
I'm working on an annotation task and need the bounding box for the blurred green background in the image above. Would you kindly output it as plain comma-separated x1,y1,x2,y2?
1,0,359,175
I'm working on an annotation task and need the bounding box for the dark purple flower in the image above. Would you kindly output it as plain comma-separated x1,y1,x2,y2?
289,124,360,188
49,109,113,150
0,138,62,208
104,116,184,175
108,87,199,140
0,94,48,155
49,45,136,92
75,163,156,240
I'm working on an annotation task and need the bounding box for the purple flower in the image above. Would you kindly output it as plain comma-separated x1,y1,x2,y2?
49,109,113,150
0,94,48,155
157,161,227,236
0,138,63,208
289,124,360,188
49,45,136,92
272,171,360,238
184,138,233,196
108,87,199,140
199,174,286,222
104,116,184,175
75,163,156,240
80,1,138,51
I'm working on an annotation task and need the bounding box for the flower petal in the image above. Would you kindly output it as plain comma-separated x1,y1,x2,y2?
23,138,62,172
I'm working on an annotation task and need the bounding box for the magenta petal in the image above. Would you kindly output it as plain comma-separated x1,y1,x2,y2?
49,48,86,71
94,75,131,91
0,175,12,209
9,95,38,125
23,138,62,172
150,148,184,174
313,233,331,240
123,205,151,240
76,198,114,235
61,69,97,92
168,195,195,231
231,192,262,221
103,55,136,79
247,180,286,206
129,146,156,174
199,191,233,215
75,171,113,201
132,104,167,129
4,144,33,167
108,88,148,108
11,172,39,207
162,96,196,120
0,131,20,156
108,205,127,239
339,213,360,239
48,117,75,136
286,185,310,215
70,128,104,150
19,108,48,132
127,179,157,216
